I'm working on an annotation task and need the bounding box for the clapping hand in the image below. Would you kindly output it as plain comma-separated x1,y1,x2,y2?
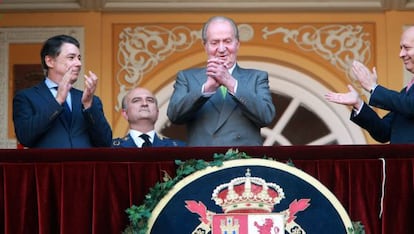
82,71,98,109
325,85,363,110
204,57,236,93
352,60,378,92
55,68,74,105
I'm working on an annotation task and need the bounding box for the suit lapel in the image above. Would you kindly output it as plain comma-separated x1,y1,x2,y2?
214,98,237,132
193,68,222,112
213,65,241,132
194,68,207,87
210,90,225,112
35,82,71,130
35,82,56,104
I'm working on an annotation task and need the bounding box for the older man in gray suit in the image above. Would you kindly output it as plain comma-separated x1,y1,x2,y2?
167,16,276,146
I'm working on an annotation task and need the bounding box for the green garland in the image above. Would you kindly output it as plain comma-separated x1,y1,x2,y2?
122,149,250,234
122,149,365,234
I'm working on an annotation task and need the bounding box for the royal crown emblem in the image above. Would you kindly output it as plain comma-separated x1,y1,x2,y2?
146,158,354,234
211,169,285,213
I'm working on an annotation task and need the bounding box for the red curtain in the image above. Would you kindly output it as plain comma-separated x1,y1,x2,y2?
1,161,175,234
294,159,383,233
0,145,413,234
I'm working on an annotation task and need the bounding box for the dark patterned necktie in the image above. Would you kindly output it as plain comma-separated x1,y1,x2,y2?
139,134,152,147
63,101,72,125
53,87,72,125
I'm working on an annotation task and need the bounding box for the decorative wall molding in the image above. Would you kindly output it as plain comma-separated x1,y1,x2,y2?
0,0,88,11
262,24,371,80
0,27,84,148
1,0,413,12
115,23,371,110
115,25,201,111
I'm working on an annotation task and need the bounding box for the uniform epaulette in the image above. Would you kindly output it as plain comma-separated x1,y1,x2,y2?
112,135,130,146
157,134,170,140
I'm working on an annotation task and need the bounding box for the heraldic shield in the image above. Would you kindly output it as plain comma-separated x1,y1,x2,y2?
147,158,354,234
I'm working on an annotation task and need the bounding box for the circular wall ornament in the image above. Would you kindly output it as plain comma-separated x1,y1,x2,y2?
238,24,254,42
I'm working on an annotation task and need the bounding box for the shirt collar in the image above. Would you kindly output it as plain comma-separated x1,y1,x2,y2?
228,63,236,74
45,78,58,89
129,129,155,142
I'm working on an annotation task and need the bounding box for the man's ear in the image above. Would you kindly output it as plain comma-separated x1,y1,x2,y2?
121,109,128,121
155,108,159,122
45,55,55,69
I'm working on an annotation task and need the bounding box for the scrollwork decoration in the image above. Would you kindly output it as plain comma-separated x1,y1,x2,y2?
116,25,200,111
262,24,372,81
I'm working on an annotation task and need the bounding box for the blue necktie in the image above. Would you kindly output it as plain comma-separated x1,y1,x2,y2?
53,87,72,125
62,101,72,125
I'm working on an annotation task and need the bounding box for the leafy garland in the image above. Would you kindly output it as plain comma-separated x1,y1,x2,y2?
122,148,365,234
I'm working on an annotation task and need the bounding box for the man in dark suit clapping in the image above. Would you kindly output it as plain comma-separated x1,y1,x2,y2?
325,26,414,144
13,34,112,148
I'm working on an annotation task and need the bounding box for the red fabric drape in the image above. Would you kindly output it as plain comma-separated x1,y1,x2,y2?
382,159,414,234
1,145,413,234
294,159,383,233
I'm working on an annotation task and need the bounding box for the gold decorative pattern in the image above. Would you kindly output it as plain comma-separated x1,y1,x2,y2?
114,23,373,110
262,24,372,79
115,25,201,110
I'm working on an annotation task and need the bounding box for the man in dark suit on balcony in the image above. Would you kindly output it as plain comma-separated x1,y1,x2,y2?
112,87,186,148
13,34,112,148
325,26,414,144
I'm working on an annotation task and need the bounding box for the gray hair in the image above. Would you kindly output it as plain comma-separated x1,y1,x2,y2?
121,89,159,110
201,16,239,44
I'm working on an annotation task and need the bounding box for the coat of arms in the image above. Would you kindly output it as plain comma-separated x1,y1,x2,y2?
185,169,310,234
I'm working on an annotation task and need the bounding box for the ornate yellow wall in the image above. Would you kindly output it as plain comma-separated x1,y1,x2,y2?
1,11,413,144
